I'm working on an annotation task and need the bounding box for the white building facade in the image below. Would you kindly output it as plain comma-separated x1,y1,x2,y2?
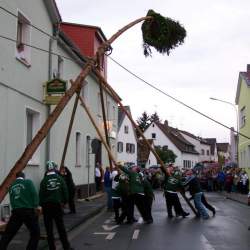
117,106,137,166
0,0,118,211
143,122,199,168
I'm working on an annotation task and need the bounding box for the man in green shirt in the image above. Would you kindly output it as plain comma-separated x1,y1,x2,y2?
164,168,189,218
39,161,73,250
119,164,150,223
0,171,40,250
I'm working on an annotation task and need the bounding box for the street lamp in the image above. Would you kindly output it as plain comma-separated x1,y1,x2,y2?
209,97,238,163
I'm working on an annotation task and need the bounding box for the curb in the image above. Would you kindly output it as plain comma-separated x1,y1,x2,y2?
77,192,104,202
39,201,105,249
225,196,248,206
66,204,105,232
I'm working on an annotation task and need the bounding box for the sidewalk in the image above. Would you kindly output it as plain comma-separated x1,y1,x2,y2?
222,191,249,205
1,193,106,249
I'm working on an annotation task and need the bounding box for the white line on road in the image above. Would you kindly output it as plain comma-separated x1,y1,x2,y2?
102,225,119,231
200,235,215,250
132,229,140,240
104,219,111,224
94,232,116,240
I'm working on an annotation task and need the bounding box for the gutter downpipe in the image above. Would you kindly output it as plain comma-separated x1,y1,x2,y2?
46,23,60,163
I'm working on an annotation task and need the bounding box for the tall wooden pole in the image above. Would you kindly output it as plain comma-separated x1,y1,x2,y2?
0,16,151,202
96,54,113,171
60,88,81,170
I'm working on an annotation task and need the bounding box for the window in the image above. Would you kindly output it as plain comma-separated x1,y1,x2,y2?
162,145,168,151
112,106,116,122
76,132,81,167
124,125,129,134
125,143,135,153
26,108,40,165
152,133,156,139
240,106,246,128
81,81,88,105
16,12,31,65
126,143,130,153
117,142,123,153
207,150,210,156
97,93,102,116
201,149,205,155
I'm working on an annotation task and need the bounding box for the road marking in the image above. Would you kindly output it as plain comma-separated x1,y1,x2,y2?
102,225,119,231
137,217,144,224
94,232,116,240
104,219,111,224
200,235,215,250
132,229,140,240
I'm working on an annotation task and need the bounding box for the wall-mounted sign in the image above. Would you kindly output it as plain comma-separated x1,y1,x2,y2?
46,78,67,94
44,95,62,105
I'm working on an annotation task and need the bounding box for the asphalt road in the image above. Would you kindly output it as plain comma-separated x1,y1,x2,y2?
66,192,250,250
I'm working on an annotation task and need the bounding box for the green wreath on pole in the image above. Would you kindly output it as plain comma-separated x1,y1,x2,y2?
142,9,186,57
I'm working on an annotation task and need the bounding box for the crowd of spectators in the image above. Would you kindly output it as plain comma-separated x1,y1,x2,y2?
196,167,249,195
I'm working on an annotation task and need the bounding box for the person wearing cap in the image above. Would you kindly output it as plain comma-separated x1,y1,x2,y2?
0,171,40,250
183,170,209,219
118,164,150,224
163,168,189,218
39,161,73,250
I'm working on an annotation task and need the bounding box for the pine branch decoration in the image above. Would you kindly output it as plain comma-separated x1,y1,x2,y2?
142,9,186,57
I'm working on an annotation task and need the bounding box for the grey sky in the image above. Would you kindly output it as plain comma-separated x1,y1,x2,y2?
56,0,250,142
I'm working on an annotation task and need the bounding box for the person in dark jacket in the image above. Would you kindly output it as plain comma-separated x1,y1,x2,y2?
104,166,113,210
39,161,74,250
60,166,76,214
0,172,40,250
118,164,150,224
183,171,209,219
143,174,154,223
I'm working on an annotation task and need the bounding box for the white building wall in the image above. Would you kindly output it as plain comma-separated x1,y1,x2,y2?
0,0,53,193
143,123,182,167
117,115,137,165
145,151,157,168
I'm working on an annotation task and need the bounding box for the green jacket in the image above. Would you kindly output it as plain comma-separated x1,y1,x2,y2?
9,178,39,210
39,172,68,205
120,167,144,194
164,173,182,192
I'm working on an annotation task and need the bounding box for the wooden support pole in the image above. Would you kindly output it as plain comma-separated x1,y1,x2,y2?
60,88,81,170
78,95,117,167
93,69,198,216
96,54,113,171
93,69,165,170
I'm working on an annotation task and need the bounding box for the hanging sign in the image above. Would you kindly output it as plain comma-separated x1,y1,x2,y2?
44,95,62,105
46,78,67,94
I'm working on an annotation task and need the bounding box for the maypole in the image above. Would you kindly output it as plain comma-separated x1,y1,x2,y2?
0,10,186,203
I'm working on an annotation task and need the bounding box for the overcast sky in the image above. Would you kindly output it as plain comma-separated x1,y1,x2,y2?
56,0,250,142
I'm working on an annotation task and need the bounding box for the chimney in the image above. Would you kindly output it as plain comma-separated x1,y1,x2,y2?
164,120,168,127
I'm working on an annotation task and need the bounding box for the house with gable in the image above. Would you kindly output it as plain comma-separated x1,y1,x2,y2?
180,130,212,162
117,106,137,166
217,143,231,163
143,120,199,168
137,139,157,168
235,64,250,172
0,0,118,214
204,138,218,162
